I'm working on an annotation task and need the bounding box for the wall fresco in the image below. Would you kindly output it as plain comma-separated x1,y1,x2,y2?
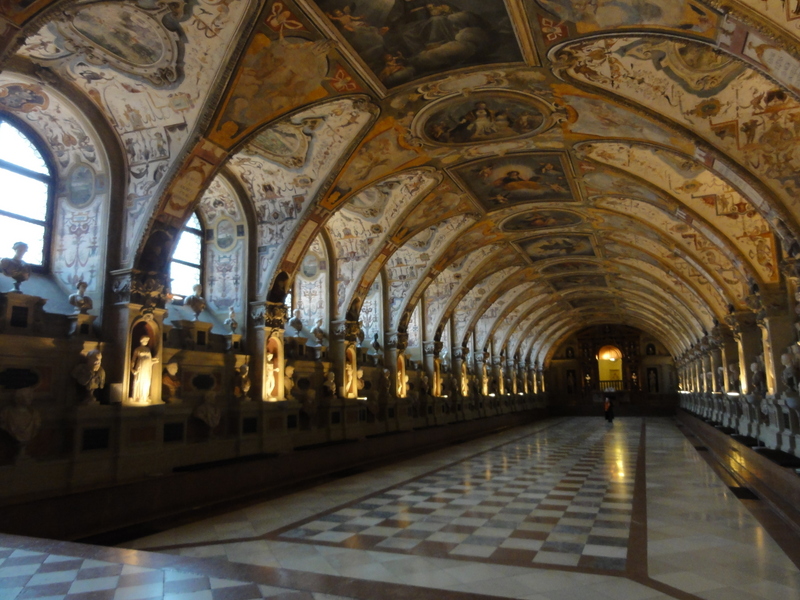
20,0,251,265
385,214,474,329
424,244,500,339
0,74,110,307
555,36,800,231
227,97,376,295
196,175,247,319
452,266,518,346
327,169,440,318
474,282,535,351
577,141,778,283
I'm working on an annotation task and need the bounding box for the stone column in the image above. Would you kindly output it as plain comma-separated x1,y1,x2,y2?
726,311,761,395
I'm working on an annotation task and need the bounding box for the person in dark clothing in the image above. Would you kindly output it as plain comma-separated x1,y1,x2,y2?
604,396,614,423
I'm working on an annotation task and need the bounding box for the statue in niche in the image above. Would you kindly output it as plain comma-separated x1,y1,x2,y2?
72,349,105,405
193,390,222,430
284,364,295,399
750,360,767,396
224,307,238,334
0,387,40,445
69,281,93,314
344,362,355,397
311,318,326,346
715,367,725,392
184,284,206,320
288,309,303,336
0,241,31,293
235,363,251,399
728,362,741,393
265,352,279,398
131,335,159,403
432,366,442,397
323,371,337,397
162,362,181,403
781,353,799,394
460,364,469,397
420,373,430,399
380,368,392,399
356,368,365,395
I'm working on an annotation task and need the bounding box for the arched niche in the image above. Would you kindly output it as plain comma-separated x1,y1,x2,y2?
396,354,407,398
343,346,358,398
265,335,284,401
128,318,161,405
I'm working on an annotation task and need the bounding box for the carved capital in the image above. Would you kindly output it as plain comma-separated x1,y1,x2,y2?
452,346,466,360
250,302,266,327
385,332,399,349
780,257,800,281
344,320,361,342
396,332,408,352
265,302,288,329
332,320,348,341
422,341,437,356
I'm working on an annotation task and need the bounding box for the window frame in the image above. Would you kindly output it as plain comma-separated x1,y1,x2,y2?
170,210,205,301
0,113,55,272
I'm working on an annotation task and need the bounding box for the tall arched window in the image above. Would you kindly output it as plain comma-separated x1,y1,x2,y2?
170,212,203,299
0,118,52,266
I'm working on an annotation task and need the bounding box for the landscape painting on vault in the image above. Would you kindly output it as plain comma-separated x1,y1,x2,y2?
502,210,582,232
421,92,546,144
451,153,575,211
316,0,522,86
520,235,595,262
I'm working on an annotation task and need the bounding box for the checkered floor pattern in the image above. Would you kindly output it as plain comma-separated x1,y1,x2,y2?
276,419,639,571
0,546,345,600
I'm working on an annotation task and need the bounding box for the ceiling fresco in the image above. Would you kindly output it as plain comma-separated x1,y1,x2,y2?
8,0,800,364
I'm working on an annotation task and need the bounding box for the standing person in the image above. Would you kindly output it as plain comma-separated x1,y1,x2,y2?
604,395,614,424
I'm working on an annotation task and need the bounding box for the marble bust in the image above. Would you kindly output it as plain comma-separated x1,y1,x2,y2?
184,284,206,320
71,349,105,405
68,281,93,314
0,241,31,293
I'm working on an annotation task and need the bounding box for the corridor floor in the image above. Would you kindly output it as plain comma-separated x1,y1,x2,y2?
1,417,799,600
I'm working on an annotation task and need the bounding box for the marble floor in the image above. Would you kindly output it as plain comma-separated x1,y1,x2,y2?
1,417,799,600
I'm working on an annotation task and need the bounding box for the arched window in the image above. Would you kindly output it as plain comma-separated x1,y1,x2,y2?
0,118,52,266
170,212,203,299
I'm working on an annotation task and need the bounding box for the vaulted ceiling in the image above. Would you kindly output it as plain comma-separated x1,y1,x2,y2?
2,0,799,366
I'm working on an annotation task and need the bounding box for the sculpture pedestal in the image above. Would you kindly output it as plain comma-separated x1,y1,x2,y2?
0,292,46,334
172,319,213,349
68,313,96,339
